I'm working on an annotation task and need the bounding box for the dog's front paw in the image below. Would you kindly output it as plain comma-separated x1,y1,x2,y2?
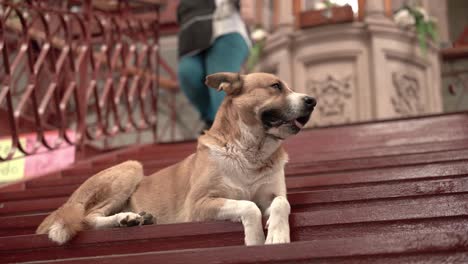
265,218,290,244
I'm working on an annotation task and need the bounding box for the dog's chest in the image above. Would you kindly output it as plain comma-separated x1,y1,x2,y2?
205,140,286,200
219,167,275,200
214,153,280,200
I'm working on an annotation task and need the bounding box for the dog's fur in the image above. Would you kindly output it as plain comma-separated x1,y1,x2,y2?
37,72,315,245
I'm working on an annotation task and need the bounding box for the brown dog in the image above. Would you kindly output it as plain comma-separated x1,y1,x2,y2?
37,72,316,245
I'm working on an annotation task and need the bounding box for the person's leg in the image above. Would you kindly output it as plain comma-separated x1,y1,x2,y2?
178,53,212,124
205,33,249,121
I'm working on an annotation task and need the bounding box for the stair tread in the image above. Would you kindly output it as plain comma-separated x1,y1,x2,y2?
60,147,468,178
1,203,466,262
4,227,467,263
1,113,467,263
21,159,468,190
1,185,466,233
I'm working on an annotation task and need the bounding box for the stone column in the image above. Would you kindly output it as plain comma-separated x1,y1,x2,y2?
276,0,294,29
365,0,386,17
239,0,255,26
365,0,393,24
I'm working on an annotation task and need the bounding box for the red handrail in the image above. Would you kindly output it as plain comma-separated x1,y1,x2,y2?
0,0,178,161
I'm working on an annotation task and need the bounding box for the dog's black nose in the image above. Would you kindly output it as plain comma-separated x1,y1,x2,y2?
303,96,316,108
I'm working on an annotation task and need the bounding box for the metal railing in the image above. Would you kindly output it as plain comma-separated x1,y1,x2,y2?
0,0,180,161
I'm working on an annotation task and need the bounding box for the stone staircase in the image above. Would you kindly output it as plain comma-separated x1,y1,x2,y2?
1,113,468,263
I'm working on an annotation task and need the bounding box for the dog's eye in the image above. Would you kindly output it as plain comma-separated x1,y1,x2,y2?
271,83,282,91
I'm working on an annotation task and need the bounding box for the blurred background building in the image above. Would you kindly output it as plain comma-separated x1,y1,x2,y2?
158,0,468,132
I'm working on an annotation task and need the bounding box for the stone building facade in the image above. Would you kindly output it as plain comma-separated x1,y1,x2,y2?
256,0,444,127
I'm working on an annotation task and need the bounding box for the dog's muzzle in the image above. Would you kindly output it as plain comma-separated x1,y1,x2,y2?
262,96,316,131
294,96,316,129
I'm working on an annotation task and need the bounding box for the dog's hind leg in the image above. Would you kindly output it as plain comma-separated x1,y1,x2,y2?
37,160,146,244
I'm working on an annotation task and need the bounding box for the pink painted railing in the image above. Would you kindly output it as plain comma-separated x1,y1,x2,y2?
0,0,179,161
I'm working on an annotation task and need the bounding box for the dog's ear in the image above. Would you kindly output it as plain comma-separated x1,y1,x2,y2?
205,72,244,96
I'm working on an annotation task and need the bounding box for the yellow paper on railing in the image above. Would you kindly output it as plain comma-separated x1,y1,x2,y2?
0,138,26,182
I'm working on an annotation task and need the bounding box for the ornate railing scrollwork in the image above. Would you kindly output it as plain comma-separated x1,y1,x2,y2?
0,0,176,161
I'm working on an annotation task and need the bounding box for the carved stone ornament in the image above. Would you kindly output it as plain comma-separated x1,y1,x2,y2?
391,72,424,116
307,75,353,122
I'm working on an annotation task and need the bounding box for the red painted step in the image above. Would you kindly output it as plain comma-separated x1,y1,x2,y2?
1,180,466,235
60,147,468,178
1,202,466,262
3,175,468,217
126,113,468,155
8,229,467,264
0,113,467,264
22,159,468,190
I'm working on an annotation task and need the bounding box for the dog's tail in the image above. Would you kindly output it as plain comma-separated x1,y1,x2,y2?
36,202,85,244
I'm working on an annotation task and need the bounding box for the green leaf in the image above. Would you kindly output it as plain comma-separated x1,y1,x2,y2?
417,26,427,56
400,5,438,54
246,44,263,73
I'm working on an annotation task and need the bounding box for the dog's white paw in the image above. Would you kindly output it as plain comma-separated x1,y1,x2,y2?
117,212,154,227
48,222,71,245
265,218,290,244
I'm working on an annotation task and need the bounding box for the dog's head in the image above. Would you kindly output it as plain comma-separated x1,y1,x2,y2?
206,72,316,140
